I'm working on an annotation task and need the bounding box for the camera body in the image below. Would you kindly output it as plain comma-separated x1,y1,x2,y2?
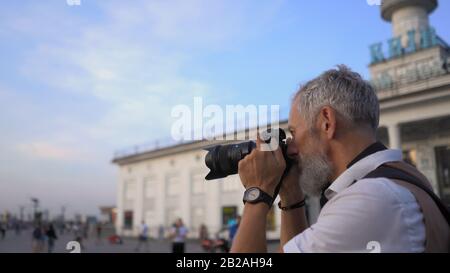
204,128,290,180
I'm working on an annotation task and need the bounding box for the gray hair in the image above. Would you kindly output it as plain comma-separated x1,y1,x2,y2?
293,65,379,132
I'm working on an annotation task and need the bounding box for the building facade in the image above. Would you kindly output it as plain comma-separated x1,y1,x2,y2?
112,125,321,239
112,0,450,239
370,0,450,205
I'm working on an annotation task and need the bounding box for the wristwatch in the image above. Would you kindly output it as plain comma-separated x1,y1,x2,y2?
243,187,274,208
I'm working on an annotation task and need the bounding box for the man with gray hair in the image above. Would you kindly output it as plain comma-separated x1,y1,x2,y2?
230,65,449,253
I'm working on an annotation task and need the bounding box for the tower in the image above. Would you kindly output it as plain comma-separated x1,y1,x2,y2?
369,0,448,89
382,0,437,46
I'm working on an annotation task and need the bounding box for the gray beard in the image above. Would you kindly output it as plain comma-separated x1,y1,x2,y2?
298,151,333,197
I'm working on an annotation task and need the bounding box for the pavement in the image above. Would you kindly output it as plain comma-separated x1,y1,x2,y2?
0,229,280,253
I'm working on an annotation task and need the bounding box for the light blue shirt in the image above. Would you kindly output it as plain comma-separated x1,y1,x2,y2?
284,149,425,253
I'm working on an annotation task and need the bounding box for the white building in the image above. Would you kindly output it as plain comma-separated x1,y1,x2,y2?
112,0,450,239
370,0,450,204
112,124,321,239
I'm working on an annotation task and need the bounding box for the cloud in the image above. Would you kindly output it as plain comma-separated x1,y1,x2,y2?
15,2,221,147
0,0,285,216
17,141,81,161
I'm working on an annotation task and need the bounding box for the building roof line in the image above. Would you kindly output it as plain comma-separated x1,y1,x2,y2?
112,119,289,165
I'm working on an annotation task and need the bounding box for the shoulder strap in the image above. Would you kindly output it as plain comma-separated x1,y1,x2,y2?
358,165,450,226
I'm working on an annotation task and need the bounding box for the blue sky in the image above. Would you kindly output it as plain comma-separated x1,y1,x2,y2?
0,0,449,218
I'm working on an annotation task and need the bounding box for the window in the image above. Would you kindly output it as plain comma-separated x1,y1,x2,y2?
144,211,156,227
124,210,133,230
144,177,157,212
166,207,180,227
144,176,156,198
144,197,156,211
222,206,237,227
191,207,205,230
124,180,136,200
166,175,180,197
222,176,242,192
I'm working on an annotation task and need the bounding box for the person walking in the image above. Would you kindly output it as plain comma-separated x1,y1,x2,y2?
158,225,165,241
32,225,44,253
228,215,241,244
46,223,58,253
170,218,188,253
96,222,102,244
0,223,6,240
199,224,211,252
135,221,149,252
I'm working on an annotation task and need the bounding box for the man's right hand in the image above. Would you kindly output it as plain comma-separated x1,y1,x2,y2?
279,162,304,207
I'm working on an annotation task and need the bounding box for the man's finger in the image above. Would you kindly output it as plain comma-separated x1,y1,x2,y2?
256,133,263,151
273,144,285,165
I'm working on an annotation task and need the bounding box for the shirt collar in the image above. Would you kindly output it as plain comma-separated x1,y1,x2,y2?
346,142,388,169
324,147,402,200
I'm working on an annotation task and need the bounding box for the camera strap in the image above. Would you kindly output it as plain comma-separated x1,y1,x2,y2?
272,159,293,203
357,164,450,226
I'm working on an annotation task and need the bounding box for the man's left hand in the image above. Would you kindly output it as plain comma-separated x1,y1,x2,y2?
238,135,287,196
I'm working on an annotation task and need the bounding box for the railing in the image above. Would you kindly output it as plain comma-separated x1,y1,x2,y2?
112,108,290,160
113,138,194,160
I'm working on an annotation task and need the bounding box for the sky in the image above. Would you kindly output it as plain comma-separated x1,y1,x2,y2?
0,0,449,219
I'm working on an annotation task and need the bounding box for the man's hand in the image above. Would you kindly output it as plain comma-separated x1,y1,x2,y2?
279,137,304,205
279,163,304,206
238,135,286,196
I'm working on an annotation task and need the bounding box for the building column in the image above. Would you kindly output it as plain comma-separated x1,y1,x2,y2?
159,175,166,231
181,171,191,233
116,176,124,236
134,177,144,237
387,123,402,150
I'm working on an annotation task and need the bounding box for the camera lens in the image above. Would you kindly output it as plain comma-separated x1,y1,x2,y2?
205,141,256,180
204,128,289,180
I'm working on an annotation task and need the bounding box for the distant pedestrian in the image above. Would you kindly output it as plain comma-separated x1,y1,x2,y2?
158,225,165,241
72,223,85,250
199,224,212,252
14,221,21,236
96,223,102,244
45,223,58,253
0,223,5,239
108,234,123,245
228,215,241,244
199,224,209,241
59,223,65,235
82,223,88,240
32,225,45,253
170,218,188,253
135,221,149,252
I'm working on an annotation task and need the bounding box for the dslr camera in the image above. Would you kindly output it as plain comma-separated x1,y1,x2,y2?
204,128,291,180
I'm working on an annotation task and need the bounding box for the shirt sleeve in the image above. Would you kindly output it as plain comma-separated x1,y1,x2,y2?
283,178,425,253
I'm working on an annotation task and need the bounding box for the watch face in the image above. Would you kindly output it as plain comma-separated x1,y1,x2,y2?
246,188,260,202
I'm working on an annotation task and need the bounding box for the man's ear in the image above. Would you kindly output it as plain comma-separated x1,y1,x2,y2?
318,106,337,140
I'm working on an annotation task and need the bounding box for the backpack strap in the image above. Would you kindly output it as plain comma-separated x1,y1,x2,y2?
355,164,450,226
